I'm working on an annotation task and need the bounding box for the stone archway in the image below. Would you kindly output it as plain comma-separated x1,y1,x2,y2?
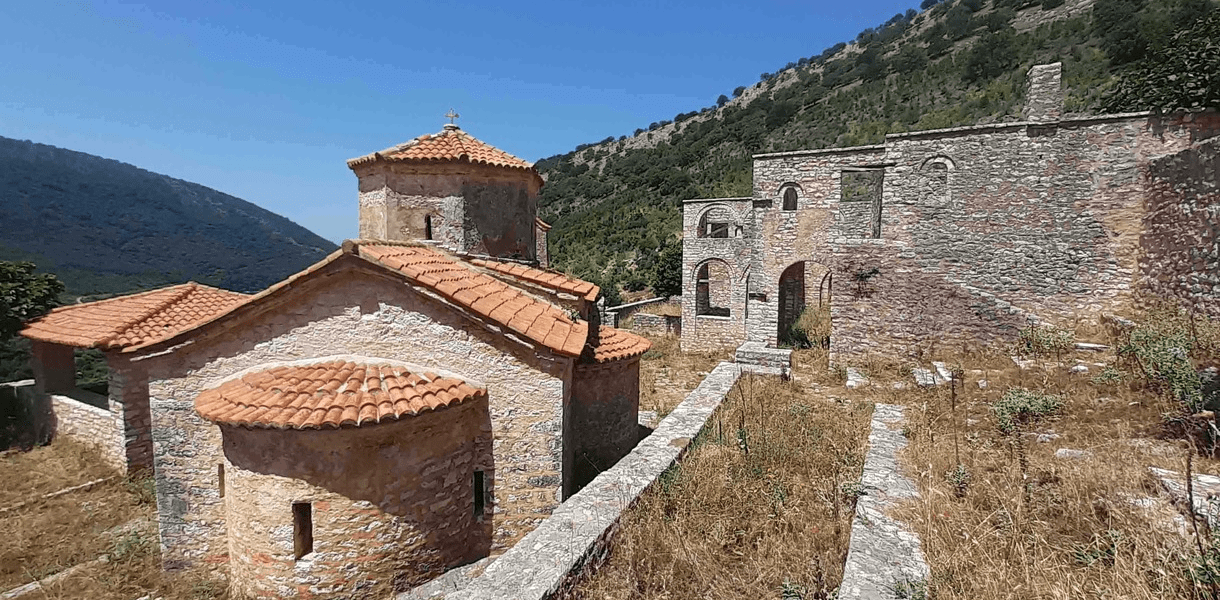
778,261,831,348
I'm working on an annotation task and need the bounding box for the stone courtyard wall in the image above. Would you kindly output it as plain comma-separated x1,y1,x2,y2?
141,264,570,574
1140,135,1220,318
570,358,640,492
49,392,124,472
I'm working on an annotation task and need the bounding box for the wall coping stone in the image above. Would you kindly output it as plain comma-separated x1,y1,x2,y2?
734,341,793,371
681,196,752,204
754,144,886,160
429,360,763,600
839,403,929,599
604,297,668,312
49,392,112,417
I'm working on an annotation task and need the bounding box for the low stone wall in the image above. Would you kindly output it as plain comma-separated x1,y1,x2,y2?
839,403,929,599
734,341,792,371
602,297,676,328
49,392,125,472
427,360,753,600
628,313,681,337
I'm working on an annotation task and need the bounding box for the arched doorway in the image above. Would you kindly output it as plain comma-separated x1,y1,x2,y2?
778,261,831,348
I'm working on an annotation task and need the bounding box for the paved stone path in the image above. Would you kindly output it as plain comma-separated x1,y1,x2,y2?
838,403,930,600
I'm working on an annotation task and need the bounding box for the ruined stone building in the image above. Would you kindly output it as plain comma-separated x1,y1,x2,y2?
20,125,650,598
683,63,1220,359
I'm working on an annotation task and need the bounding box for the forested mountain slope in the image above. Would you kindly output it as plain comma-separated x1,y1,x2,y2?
536,0,1217,303
0,136,336,297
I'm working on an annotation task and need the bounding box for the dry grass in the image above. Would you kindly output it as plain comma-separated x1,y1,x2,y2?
572,373,872,600
0,437,117,507
0,440,227,599
638,334,733,417
840,345,1220,599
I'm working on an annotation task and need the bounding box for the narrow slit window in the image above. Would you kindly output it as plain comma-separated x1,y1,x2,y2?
293,502,313,559
424,215,434,240
218,463,225,498
473,471,485,517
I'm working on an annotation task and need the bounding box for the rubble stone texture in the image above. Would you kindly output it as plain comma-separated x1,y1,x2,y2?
682,62,1220,358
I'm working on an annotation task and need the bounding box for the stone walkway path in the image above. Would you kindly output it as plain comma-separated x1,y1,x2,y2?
838,403,929,600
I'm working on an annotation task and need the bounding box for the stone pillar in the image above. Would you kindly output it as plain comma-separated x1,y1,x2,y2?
1025,63,1063,123
30,341,75,394
108,355,153,473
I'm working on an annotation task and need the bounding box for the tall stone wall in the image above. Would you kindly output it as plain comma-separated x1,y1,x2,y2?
741,110,1220,360
570,358,640,493
1140,136,1220,318
222,397,490,599
141,267,570,574
680,198,752,352
108,356,152,472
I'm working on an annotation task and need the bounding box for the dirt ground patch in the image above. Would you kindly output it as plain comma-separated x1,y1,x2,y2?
638,333,732,417
572,372,872,600
0,437,116,507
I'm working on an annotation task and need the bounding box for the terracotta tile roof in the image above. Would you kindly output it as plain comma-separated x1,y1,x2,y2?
195,360,485,430
358,243,588,357
591,326,652,363
346,125,540,181
21,283,248,350
468,258,599,302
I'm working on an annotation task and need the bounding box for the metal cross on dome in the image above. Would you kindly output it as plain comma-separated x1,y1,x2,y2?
445,109,460,125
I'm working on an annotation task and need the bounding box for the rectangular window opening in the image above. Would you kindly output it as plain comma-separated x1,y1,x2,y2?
218,463,225,498
840,169,885,239
473,471,485,517
293,502,313,559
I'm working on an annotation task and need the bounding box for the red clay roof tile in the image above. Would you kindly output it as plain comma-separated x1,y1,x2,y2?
469,258,600,302
358,243,590,357
346,126,540,183
591,326,652,363
195,360,485,430
20,283,248,350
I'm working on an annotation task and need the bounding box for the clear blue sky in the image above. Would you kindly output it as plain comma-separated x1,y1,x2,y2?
1,1,919,243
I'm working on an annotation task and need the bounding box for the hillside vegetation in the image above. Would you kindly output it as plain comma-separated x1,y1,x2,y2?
0,135,336,298
536,0,1218,303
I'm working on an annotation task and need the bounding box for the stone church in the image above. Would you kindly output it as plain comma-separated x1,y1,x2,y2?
683,63,1220,359
21,124,650,598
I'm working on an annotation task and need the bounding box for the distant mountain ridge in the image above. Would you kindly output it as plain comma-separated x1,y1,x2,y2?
0,135,337,296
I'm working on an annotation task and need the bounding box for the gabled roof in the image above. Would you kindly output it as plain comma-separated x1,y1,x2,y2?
468,257,599,302
358,243,588,356
346,125,541,185
195,360,485,430
21,283,248,350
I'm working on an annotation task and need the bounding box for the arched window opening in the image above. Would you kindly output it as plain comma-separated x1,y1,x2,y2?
695,261,732,317
779,262,831,349
424,215,434,240
782,187,798,211
697,206,733,238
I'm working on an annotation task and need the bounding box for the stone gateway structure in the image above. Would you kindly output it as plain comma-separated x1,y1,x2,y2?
683,63,1220,359
20,126,649,598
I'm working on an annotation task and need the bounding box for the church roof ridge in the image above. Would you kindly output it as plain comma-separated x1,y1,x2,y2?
345,125,539,178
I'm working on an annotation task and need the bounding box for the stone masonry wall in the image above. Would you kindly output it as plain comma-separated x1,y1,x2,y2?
570,358,640,492
1140,136,1220,318
108,355,153,472
222,396,489,599
142,267,570,575
50,393,124,472
681,198,752,352
744,110,1220,360
354,161,540,260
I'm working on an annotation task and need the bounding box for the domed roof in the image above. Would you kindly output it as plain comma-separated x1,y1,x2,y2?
195,360,485,430
346,124,540,183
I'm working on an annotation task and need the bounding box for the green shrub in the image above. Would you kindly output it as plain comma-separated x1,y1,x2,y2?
1017,325,1074,358
993,388,1063,435
1118,307,1212,412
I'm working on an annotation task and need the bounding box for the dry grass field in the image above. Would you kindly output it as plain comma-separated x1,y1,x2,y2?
638,333,733,417
572,371,872,600
0,440,228,599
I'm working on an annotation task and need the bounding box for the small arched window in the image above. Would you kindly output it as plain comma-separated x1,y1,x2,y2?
782,187,798,211
697,205,734,238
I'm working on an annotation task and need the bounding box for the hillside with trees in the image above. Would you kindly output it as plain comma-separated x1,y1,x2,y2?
0,136,336,299
536,0,1218,304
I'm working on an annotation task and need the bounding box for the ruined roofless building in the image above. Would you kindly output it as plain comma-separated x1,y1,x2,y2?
682,63,1220,359
20,122,651,598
